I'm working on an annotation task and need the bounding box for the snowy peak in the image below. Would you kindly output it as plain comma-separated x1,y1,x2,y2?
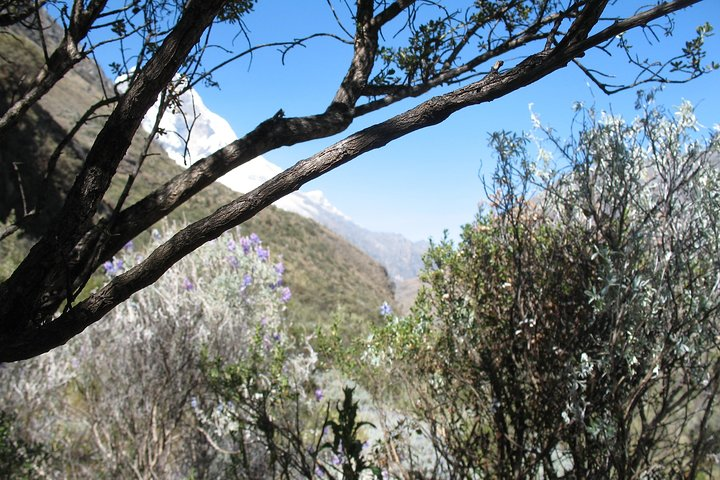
127,77,346,222
133,81,424,280
153,87,238,164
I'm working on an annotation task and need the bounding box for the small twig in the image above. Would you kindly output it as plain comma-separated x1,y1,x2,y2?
196,426,242,455
11,161,31,217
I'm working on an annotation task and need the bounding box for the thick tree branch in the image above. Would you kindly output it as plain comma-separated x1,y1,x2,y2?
0,0,108,138
0,0,228,338
95,1,416,262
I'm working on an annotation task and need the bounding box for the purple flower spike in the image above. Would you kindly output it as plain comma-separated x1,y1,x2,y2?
314,388,323,402
103,260,115,275
242,274,252,289
183,277,195,291
380,302,392,317
240,237,251,254
103,257,124,277
123,240,134,252
227,239,236,252
274,262,285,275
280,287,292,303
249,232,261,245
257,246,270,262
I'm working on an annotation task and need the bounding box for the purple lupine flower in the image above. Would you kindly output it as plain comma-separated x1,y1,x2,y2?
103,260,115,275
242,274,252,289
380,302,392,317
183,277,195,291
314,388,323,402
227,255,239,269
257,246,270,262
240,236,251,254
315,466,324,478
123,240,134,252
280,287,292,303
227,239,236,252
274,262,285,275
103,257,124,277
249,232,261,245
272,332,281,342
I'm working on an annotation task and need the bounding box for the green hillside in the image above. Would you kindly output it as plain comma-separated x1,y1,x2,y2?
0,25,394,333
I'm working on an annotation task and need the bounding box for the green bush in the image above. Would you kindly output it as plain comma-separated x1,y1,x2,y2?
368,96,720,478
0,410,46,479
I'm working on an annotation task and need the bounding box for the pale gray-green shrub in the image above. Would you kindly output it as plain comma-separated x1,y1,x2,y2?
0,225,307,478
365,96,720,479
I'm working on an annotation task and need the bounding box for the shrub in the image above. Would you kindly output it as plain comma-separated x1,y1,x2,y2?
369,96,720,478
0,225,305,478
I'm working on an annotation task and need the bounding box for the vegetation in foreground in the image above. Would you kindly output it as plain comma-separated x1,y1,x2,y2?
2,97,719,478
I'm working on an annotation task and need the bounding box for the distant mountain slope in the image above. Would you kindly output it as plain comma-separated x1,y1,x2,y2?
0,20,395,328
138,79,427,281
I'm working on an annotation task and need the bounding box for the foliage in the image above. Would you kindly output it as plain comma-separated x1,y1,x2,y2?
319,386,381,480
367,98,720,478
0,221,388,478
0,410,46,479
0,224,306,478
201,364,382,480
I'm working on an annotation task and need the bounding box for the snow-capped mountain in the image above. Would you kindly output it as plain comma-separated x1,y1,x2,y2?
136,82,425,281
136,81,350,222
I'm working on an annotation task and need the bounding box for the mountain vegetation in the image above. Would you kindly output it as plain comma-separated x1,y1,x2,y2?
2,89,718,479
1,2,719,478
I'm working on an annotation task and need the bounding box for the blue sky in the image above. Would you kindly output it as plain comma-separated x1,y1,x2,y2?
96,1,720,242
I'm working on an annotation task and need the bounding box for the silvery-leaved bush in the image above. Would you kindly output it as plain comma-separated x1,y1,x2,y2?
363,97,720,478
0,223,306,478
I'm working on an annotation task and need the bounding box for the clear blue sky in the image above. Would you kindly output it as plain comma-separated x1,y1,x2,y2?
96,1,720,242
